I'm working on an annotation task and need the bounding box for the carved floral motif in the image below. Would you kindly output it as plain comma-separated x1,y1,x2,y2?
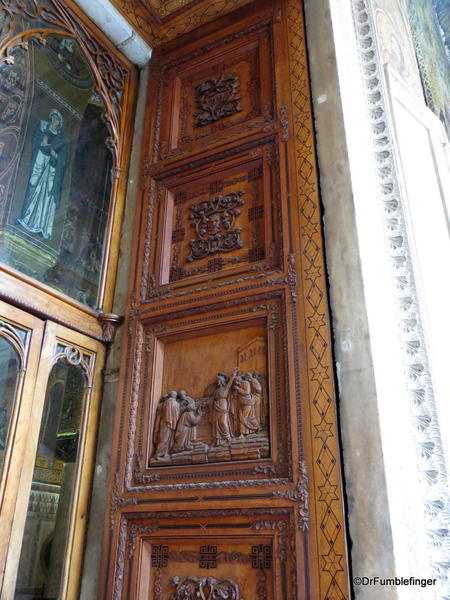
194,72,242,127
187,191,245,262
170,576,241,600
273,460,309,532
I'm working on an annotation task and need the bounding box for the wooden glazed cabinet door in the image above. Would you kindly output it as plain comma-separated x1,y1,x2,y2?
102,1,350,599
0,301,44,595
2,322,106,600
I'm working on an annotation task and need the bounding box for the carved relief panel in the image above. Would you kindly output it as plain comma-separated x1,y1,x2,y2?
131,296,288,486
153,20,273,161
142,141,281,297
116,511,296,600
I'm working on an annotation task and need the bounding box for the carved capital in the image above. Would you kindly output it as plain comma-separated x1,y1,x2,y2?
98,312,123,343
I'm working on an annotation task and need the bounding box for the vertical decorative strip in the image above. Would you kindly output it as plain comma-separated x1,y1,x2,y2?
351,1,450,596
286,1,350,599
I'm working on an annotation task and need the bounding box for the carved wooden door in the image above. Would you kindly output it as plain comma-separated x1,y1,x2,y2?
102,1,350,599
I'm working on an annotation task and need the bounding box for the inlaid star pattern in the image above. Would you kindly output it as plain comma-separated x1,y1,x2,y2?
318,483,339,505
288,0,348,596
305,263,322,282
314,420,334,443
322,548,344,576
307,312,326,330
301,220,319,239
311,363,330,383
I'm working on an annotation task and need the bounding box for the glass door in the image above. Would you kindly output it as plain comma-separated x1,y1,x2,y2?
0,301,44,593
0,317,105,600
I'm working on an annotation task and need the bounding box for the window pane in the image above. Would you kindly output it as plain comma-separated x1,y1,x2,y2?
14,359,87,600
0,25,115,307
0,336,20,479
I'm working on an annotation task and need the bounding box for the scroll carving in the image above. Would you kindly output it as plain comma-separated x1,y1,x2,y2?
194,72,242,127
274,460,309,531
170,576,242,600
187,191,245,262
150,368,269,466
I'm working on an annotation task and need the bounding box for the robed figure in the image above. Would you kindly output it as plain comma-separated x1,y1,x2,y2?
211,368,238,446
153,391,180,458
234,375,260,437
18,108,67,239
172,398,202,453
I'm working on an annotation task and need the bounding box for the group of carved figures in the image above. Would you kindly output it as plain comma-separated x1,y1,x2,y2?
152,369,264,458
153,390,202,458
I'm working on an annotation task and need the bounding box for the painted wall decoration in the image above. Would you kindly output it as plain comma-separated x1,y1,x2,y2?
373,0,450,136
433,0,450,60
406,0,450,137
0,4,125,307
373,0,423,95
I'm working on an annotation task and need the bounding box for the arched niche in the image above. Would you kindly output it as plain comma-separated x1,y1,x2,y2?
0,0,134,308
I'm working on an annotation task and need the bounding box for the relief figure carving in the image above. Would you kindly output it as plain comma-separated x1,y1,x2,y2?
153,391,180,458
212,368,238,446
149,365,269,467
172,393,203,453
234,373,260,437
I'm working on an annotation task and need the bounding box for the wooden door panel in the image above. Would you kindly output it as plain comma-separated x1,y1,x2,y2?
153,16,274,162
2,322,106,600
103,1,350,599
145,138,282,293
122,511,298,600
131,294,288,487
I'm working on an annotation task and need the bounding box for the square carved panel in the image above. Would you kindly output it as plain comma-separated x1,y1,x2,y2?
143,140,281,299
130,293,289,487
154,19,274,160
118,510,297,600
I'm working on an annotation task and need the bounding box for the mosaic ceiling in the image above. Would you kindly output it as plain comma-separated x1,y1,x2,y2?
110,0,255,47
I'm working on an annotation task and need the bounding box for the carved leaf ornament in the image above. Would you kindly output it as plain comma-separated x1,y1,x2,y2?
187,191,245,261
170,576,242,600
194,72,242,127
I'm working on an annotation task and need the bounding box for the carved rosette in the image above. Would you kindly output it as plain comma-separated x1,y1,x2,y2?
187,191,245,261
